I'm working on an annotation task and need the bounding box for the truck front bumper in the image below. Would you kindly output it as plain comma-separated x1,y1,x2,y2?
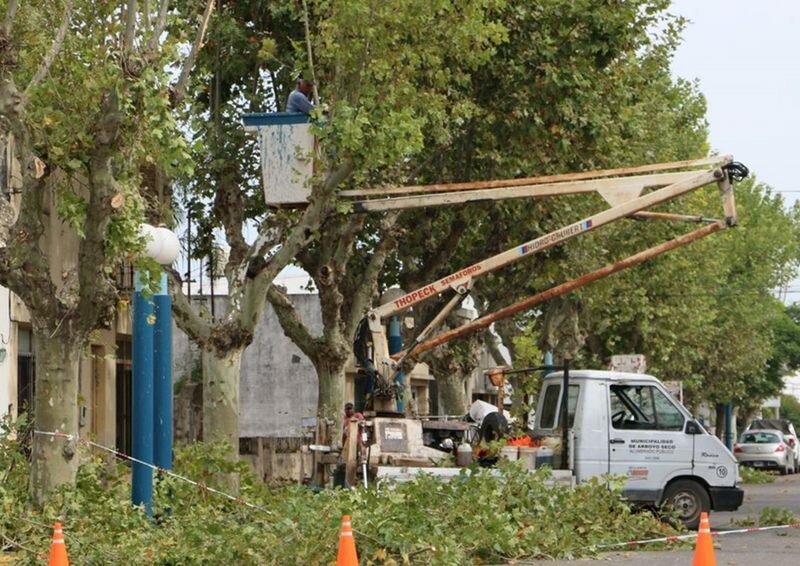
709,486,744,511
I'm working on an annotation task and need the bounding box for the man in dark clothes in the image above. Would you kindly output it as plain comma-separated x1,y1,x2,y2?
286,78,314,114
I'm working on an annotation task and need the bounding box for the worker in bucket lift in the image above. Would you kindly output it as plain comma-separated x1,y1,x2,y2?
342,402,364,446
286,77,315,115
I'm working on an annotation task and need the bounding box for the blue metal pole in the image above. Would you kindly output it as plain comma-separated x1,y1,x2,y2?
388,317,404,413
725,401,734,450
153,272,172,472
132,271,154,514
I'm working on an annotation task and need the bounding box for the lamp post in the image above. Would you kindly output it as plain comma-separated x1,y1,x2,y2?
132,224,179,514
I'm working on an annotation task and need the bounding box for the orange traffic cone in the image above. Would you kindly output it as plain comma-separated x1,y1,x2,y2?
48,522,69,566
692,512,716,566
336,515,359,566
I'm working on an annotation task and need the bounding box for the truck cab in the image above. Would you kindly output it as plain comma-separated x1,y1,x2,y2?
533,370,743,529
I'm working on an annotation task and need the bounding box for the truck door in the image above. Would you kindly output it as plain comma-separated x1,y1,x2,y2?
607,383,692,504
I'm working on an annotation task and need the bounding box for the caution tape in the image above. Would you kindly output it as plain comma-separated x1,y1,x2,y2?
33,430,273,516
597,522,800,549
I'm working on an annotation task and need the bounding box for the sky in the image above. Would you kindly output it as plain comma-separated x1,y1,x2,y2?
670,0,800,206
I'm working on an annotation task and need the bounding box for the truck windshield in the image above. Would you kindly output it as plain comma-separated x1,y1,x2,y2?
610,384,684,431
538,383,579,429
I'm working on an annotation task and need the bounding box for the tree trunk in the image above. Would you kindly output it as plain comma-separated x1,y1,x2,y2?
315,358,346,423
438,372,469,416
202,347,243,460
30,332,80,506
714,403,726,441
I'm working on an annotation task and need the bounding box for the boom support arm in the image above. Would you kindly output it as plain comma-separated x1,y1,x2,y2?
356,160,742,409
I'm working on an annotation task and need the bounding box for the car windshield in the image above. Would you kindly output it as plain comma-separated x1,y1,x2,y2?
741,432,781,444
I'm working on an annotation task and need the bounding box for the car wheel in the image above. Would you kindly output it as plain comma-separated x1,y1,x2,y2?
662,479,711,530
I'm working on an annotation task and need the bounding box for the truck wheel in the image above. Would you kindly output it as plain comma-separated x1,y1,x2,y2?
662,480,710,530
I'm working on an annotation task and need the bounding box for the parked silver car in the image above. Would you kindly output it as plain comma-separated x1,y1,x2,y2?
747,419,800,468
735,429,796,475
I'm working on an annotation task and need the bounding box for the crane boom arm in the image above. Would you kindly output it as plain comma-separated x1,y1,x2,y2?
371,167,724,322
357,159,741,410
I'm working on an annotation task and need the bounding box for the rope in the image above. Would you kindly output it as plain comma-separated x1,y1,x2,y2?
33,430,273,516
597,521,800,549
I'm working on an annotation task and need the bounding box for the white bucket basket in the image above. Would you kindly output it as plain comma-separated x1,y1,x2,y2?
243,113,314,207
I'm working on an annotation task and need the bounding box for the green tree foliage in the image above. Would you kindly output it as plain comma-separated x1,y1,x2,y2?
0,423,675,564
767,304,800,381
382,0,711,409
575,180,800,411
781,395,800,426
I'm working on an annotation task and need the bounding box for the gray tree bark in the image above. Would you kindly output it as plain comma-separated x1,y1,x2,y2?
29,332,80,506
314,358,346,424
437,372,470,415
202,346,243,458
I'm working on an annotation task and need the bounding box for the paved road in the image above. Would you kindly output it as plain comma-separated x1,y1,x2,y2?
509,473,800,565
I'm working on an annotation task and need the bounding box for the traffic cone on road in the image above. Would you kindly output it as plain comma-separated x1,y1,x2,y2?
692,512,716,566
48,522,69,566
336,515,359,566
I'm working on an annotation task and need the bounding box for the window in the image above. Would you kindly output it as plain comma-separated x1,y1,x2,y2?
115,339,132,454
610,384,684,431
538,383,579,429
741,432,781,444
16,327,35,415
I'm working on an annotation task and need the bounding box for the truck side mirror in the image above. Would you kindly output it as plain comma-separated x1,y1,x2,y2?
685,420,703,435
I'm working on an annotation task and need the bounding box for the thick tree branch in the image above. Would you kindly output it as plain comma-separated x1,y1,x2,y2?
0,74,54,310
76,89,124,335
213,176,249,282
267,285,320,360
347,212,401,333
250,159,353,287
3,0,17,37
143,0,151,29
146,0,170,54
167,267,213,346
300,0,319,104
123,0,137,54
25,0,74,97
173,0,214,104
331,216,364,268
399,210,468,291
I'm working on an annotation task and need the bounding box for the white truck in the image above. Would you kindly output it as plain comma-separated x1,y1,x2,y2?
533,369,743,529
336,157,747,526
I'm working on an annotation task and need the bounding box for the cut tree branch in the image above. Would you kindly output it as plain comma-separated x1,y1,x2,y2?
173,0,215,104
25,0,75,97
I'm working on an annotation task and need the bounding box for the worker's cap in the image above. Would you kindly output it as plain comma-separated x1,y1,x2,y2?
344,402,354,410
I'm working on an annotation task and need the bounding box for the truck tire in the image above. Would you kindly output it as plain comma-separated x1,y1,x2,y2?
662,479,710,530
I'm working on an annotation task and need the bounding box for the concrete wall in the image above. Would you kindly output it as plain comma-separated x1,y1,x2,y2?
172,292,322,439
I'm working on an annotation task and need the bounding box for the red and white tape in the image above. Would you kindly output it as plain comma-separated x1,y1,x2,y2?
34,430,273,516
598,522,800,549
